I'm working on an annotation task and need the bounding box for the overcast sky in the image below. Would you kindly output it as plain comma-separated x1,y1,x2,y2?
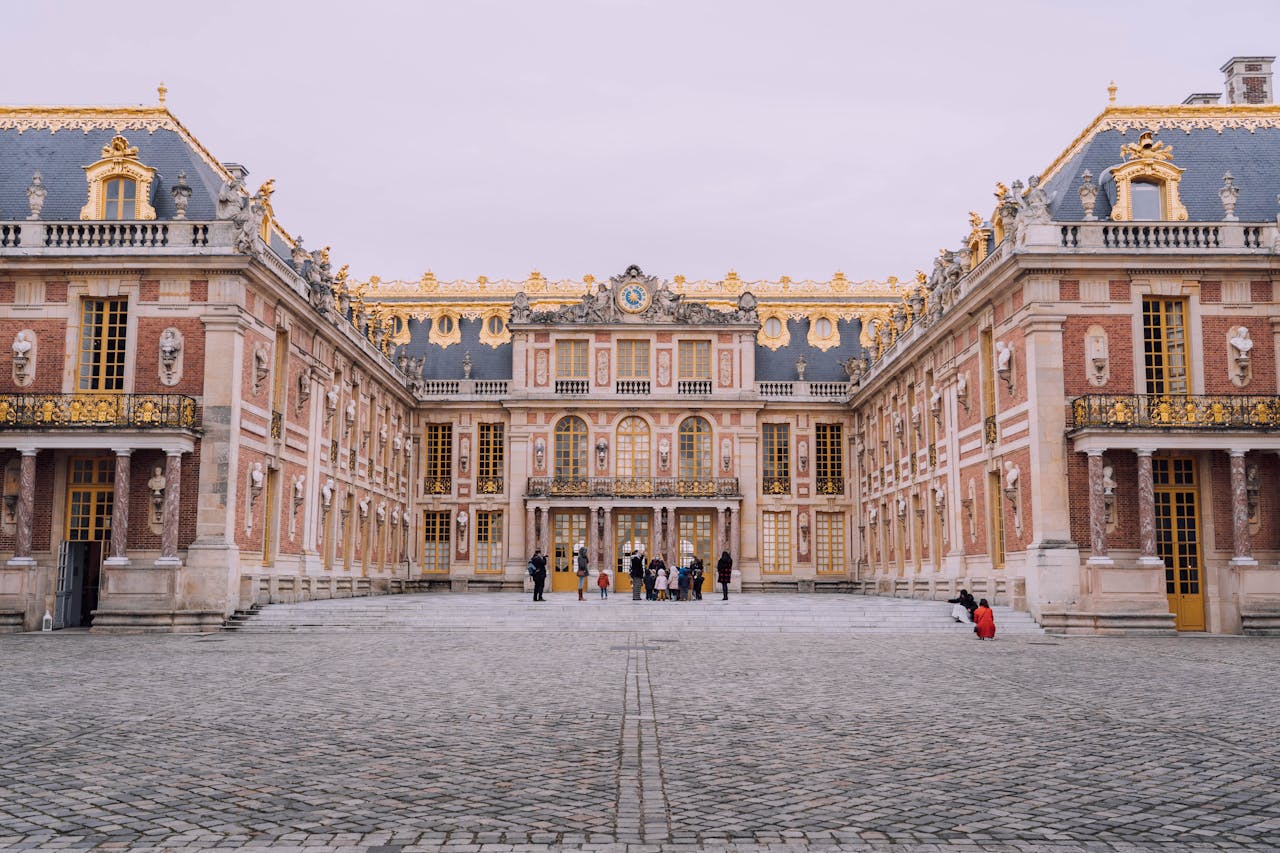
5,1,1279,284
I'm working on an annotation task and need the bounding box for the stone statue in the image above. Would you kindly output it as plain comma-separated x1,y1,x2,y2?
1101,465,1116,495
462,351,473,379
171,172,192,220
159,328,181,365
1230,327,1253,378
25,172,46,220
11,330,32,360
652,282,681,317
995,340,1013,373
840,353,869,383
1078,169,1098,221
1022,175,1054,224
1004,460,1020,490
590,282,614,322
148,466,167,496
326,385,340,412
929,384,942,416
250,462,264,491
376,502,386,524
293,474,306,501
359,497,370,519
510,291,532,324
1219,172,1240,221
215,177,245,220
795,355,807,381
735,291,758,320
321,478,334,509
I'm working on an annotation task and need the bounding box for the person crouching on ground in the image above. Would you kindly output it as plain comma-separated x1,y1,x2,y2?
948,589,977,623
597,564,610,599
973,598,996,640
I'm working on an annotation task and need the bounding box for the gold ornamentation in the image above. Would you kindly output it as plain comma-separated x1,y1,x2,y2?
1120,131,1174,162
256,179,278,240
757,310,791,350
1107,80,1117,104
806,314,841,351
477,308,511,348
80,134,157,220
428,309,461,349
1110,131,1188,222
0,393,196,429
157,82,167,105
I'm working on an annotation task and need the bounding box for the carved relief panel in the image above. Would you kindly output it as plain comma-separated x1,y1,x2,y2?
1085,325,1109,387
718,350,733,388
533,350,549,387
656,349,672,387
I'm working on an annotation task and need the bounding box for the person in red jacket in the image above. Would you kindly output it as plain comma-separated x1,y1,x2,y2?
973,598,996,640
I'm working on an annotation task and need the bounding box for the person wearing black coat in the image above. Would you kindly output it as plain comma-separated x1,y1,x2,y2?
716,550,733,601
947,589,977,623
529,549,548,602
690,557,705,601
629,551,645,601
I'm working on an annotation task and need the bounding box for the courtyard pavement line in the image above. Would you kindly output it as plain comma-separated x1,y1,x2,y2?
615,632,671,844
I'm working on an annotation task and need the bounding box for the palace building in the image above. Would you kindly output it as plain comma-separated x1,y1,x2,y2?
2,55,1279,634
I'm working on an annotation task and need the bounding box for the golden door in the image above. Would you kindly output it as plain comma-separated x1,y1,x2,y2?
551,510,588,593
677,511,714,593
1153,458,1205,632
613,511,651,593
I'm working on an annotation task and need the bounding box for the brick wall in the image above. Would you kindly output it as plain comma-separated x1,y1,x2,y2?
1201,316,1274,394
133,317,205,396
0,319,67,394
1063,316,1135,397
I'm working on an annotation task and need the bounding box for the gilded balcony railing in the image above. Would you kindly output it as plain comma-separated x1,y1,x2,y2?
423,476,452,495
0,393,198,430
762,475,791,495
1071,394,1280,430
816,475,844,496
983,415,998,445
526,476,740,498
475,476,504,495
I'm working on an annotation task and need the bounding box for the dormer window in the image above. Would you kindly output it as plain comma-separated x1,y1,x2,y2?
1109,132,1187,222
81,135,156,221
1130,180,1161,221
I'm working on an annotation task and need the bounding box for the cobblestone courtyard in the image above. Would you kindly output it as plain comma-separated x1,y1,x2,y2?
2,596,1279,853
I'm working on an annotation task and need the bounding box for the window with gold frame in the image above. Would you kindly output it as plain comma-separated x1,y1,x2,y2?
422,510,450,573
424,423,453,494
761,511,791,574
678,340,711,380
815,423,843,495
556,339,589,378
474,510,503,573
678,416,711,481
78,299,129,392
762,422,790,494
988,471,1006,570
616,340,650,379
1142,297,1190,396
616,416,651,479
66,457,115,542
555,416,588,480
477,422,504,494
815,511,844,574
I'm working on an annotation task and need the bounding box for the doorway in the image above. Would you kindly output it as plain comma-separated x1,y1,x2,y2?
551,509,587,593
678,510,714,593
614,510,651,593
57,457,114,628
1153,457,1205,631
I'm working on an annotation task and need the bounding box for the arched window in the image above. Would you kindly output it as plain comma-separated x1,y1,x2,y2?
102,178,138,220
678,416,711,481
616,416,650,478
555,416,588,481
1130,181,1162,221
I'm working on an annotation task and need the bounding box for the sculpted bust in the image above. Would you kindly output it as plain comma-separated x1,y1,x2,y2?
1230,326,1253,356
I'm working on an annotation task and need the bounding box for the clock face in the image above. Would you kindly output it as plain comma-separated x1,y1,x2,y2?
618,283,650,314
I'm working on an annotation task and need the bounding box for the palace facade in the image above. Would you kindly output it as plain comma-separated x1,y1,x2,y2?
2,55,1279,633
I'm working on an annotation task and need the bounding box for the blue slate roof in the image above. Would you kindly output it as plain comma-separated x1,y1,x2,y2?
754,318,865,382
1044,125,1280,222
0,126,224,221
400,318,514,380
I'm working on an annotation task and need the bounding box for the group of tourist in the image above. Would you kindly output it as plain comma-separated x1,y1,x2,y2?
525,548,735,602
948,589,996,639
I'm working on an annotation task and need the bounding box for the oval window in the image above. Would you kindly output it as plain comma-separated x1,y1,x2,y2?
437,316,454,335
764,317,782,337
815,317,832,338
487,315,503,335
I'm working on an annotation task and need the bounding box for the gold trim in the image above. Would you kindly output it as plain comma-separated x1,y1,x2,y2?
428,309,461,349
806,314,841,351
1109,132,1188,222
477,308,512,348
80,135,156,221
758,311,790,350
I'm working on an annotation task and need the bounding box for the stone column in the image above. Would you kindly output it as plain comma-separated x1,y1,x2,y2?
1228,449,1258,567
105,448,132,566
1086,449,1112,565
525,506,537,561
157,449,183,567
1135,449,1163,568
7,448,37,566
601,506,612,571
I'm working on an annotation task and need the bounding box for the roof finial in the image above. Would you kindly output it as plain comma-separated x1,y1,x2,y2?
1107,80,1117,104
158,81,168,105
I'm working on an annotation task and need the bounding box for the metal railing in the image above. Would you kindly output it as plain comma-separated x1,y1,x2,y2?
526,476,740,498
815,476,844,496
1071,394,1280,431
762,475,791,495
0,393,198,430
475,476,504,495
423,476,452,495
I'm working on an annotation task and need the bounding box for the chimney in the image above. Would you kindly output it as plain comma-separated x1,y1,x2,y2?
1221,56,1274,104
221,162,250,181
1181,92,1222,105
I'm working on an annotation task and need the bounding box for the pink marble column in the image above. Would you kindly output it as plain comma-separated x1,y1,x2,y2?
1086,450,1111,564
158,450,183,565
1228,449,1255,565
600,506,612,569
525,506,537,560
9,449,37,564
1135,449,1161,567
107,449,132,564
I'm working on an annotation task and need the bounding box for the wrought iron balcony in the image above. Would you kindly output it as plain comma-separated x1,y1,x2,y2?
762,475,791,495
475,476,504,495
815,475,845,496
423,476,452,495
526,476,740,499
0,393,198,430
1071,394,1280,431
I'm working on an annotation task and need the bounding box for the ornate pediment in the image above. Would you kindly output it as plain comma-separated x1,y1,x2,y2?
509,265,759,326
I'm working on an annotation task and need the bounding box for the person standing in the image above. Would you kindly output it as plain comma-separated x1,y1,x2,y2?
629,551,645,601
643,561,657,600
716,550,733,601
655,565,669,601
597,564,610,599
677,563,691,602
973,598,997,640
529,549,548,602
575,546,589,601
690,557,704,601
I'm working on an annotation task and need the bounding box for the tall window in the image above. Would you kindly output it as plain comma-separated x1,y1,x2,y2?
1143,298,1190,396
617,340,650,379
815,511,845,574
1131,181,1162,221
762,511,791,574
78,299,128,391
762,423,790,494
989,471,1006,570
678,340,710,379
424,424,452,494
616,416,651,478
102,177,138,220
422,510,450,573
815,423,843,495
477,422,504,494
475,510,503,573
678,416,711,481
555,416,588,480
556,339,589,378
